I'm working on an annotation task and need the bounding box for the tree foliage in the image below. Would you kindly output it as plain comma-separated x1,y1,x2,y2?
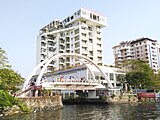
124,60,159,90
0,47,24,112
0,90,17,110
0,68,24,93
0,47,11,69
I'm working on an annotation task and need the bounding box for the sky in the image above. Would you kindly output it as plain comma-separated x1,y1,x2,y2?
1,0,160,78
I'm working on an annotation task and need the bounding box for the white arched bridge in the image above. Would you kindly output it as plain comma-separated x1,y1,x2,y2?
17,53,116,97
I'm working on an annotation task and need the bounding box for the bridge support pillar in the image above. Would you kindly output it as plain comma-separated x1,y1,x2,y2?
63,93,65,99
88,90,97,98
35,90,38,97
74,92,76,98
68,92,70,98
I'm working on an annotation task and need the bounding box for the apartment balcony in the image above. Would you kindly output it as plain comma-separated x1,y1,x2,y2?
59,41,65,46
97,63,103,66
64,32,70,37
96,28,101,32
48,63,55,67
59,61,65,66
40,56,45,60
66,50,70,53
82,50,88,54
88,53,93,57
41,50,46,55
65,60,71,64
47,44,54,48
65,46,70,50
59,36,65,39
97,60,103,64
41,45,47,49
41,38,47,43
47,38,54,42
82,52,87,57
117,57,123,61
41,48,46,54
125,53,133,57
81,23,88,28
66,39,70,44
97,53,102,57
81,28,87,34
88,27,92,31
82,43,88,47
81,35,87,40
88,34,93,38
59,48,65,53
97,46,102,50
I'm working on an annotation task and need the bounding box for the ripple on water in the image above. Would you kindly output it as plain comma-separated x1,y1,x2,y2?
1,103,160,120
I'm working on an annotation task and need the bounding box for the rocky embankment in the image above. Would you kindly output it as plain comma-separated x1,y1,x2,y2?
21,95,63,112
1,95,63,116
106,95,138,103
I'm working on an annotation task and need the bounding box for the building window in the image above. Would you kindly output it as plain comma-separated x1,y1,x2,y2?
74,29,79,35
82,33,87,37
71,15,74,20
75,42,80,48
89,39,93,43
109,73,114,81
74,36,79,41
82,10,86,15
93,14,96,20
90,13,92,19
88,26,92,31
77,10,81,16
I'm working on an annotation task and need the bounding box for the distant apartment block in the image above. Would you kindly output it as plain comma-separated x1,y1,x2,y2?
112,37,160,72
36,8,106,72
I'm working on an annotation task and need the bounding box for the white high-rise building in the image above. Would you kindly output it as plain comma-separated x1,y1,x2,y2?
36,8,106,72
112,37,160,72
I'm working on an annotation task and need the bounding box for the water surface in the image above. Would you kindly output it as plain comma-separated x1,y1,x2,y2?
1,103,160,120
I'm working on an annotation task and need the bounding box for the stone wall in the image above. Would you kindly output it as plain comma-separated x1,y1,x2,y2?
20,95,63,112
106,95,138,103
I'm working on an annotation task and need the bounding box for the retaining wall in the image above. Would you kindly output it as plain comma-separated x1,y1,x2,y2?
20,95,63,112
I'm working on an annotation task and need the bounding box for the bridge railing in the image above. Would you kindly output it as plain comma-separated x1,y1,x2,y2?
15,86,32,97
51,78,101,84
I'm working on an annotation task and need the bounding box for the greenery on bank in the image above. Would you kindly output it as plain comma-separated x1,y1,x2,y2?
117,60,160,92
0,47,29,114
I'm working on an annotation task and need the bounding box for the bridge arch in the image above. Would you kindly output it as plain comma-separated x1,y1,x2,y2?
22,58,49,91
78,59,96,82
36,53,113,88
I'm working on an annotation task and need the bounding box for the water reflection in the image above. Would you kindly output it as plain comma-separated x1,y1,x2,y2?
1,103,160,120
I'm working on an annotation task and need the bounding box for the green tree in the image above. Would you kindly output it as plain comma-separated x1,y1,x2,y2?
0,90,16,110
0,48,26,112
116,74,126,90
124,60,155,89
0,69,24,93
0,47,11,69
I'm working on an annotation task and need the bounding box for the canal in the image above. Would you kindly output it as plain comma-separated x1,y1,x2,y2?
1,103,160,120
